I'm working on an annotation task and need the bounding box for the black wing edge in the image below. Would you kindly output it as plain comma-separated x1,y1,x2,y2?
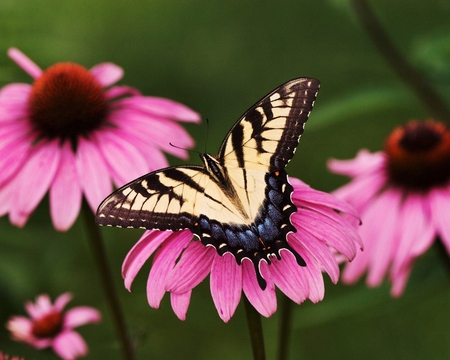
217,77,320,170
95,164,206,229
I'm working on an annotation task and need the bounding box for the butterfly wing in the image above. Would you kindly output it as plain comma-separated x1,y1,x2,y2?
96,166,209,229
219,77,320,172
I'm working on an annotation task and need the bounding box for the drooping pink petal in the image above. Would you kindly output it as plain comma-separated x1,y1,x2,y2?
331,170,386,213
94,130,149,186
242,260,277,318
170,291,192,321
10,141,61,227
64,307,101,328
146,231,193,308
270,250,310,304
75,138,112,212
210,252,242,323
289,231,340,283
166,241,215,294
105,85,141,100
89,62,123,87
53,331,88,360
430,186,450,252
391,194,435,278
292,210,358,261
50,143,82,231
122,230,173,291
7,48,43,79
327,150,385,177
117,96,201,122
291,243,325,303
0,127,32,186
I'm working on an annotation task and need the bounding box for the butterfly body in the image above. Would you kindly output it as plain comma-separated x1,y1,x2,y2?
96,78,320,289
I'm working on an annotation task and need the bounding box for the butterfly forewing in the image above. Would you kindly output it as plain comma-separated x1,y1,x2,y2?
96,166,208,229
219,78,320,172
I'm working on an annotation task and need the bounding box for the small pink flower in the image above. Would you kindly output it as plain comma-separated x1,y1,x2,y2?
328,119,450,296
6,293,101,360
0,351,25,360
0,48,200,230
122,177,361,322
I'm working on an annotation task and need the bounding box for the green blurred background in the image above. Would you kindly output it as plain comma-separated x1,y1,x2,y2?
1,0,450,359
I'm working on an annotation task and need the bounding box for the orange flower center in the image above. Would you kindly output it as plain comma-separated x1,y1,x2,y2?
28,63,108,144
385,119,450,190
31,311,64,339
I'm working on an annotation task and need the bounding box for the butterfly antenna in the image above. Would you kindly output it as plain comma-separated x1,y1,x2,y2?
169,142,202,156
204,118,210,153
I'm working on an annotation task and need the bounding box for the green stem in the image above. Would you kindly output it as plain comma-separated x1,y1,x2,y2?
82,200,135,360
277,295,294,360
243,295,266,360
351,0,450,122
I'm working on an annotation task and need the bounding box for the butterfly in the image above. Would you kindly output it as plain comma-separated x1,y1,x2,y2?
96,77,320,289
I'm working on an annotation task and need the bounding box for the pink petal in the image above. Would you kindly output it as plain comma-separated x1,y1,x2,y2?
292,210,358,261
105,85,141,100
0,83,31,108
166,241,215,294
122,230,174,291
210,252,242,323
6,316,33,342
289,231,340,283
270,250,310,304
430,186,450,252
89,62,123,87
7,48,43,79
242,260,277,318
118,96,201,122
292,244,325,303
327,150,385,177
292,178,361,222
54,293,73,312
170,291,192,321
391,194,435,277
64,307,101,328
146,230,193,308
50,143,82,231
53,331,88,360
331,170,386,213
113,109,195,160
26,294,52,319
94,130,149,186
10,141,61,227
0,126,32,186
110,126,170,171
75,138,112,212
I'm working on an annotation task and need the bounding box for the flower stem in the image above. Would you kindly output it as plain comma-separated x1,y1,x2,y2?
277,295,294,360
82,200,135,360
350,0,450,122
243,295,266,360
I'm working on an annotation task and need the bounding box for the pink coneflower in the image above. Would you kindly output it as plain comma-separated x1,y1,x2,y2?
121,177,362,322
0,48,200,230
328,119,450,296
6,293,101,360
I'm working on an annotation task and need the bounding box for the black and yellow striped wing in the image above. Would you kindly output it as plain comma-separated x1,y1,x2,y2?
96,78,320,288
